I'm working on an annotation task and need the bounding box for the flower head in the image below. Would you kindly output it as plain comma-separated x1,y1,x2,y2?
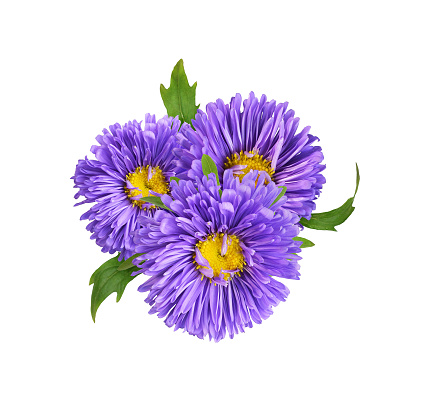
132,170,302,341
72,114,180,259
174,92,326,219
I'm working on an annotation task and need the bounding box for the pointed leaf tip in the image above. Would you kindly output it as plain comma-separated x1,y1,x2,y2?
201,154,220,186
294,237,315,248
140,196,172,211
354,163,360,197
270,186,287,208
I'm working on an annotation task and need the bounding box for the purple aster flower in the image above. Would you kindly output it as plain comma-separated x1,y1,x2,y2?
72,114,180,260
132,170,302,341
174,92,326,219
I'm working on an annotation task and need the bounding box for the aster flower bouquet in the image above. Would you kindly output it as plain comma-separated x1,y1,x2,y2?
72,60,359,341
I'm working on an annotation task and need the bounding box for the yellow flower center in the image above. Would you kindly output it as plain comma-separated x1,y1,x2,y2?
195,233,245,281
225,151,274,183
125,165,169,209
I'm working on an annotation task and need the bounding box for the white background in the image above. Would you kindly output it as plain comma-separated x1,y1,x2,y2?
1,1,420,409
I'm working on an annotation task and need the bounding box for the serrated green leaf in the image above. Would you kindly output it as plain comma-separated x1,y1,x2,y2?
90,255,143,322
140,196,172,211
170,176,180,183
201,154,220,185
294,237,315,248
270,186,287,208
160,59,199,125
300,163,360,231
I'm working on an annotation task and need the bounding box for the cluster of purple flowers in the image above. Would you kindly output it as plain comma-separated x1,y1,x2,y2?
73,93,325,341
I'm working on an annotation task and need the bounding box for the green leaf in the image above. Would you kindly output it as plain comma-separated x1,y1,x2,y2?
294,237,315,248
160,59,199,126
140,196,172,211
89,255,144,322
201,154,220,185
270,186,287,208
117,253,144,271
170,176,180,183
300,163,360,231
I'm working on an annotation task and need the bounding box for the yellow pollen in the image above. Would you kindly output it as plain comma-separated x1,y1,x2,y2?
194,233,245,281
125,165,169,209
225,151,274,183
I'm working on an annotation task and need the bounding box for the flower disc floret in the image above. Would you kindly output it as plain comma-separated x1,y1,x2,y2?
195,233,245,281
224,150,274,183
126,165,169,209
